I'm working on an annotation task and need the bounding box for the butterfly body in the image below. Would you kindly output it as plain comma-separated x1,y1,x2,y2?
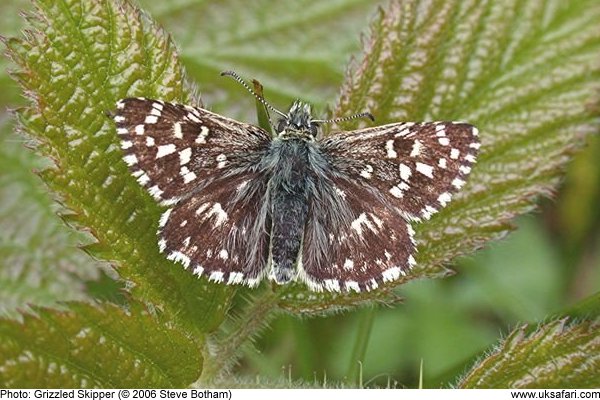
113,91,479,293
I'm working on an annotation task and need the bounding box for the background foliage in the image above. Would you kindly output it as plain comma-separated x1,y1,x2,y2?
0,0,599,388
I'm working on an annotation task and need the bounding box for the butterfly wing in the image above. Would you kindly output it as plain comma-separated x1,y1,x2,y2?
157,172,272,286
300,175,415,292
300,122,479,292
113,98,271,205
320,121,479,222
114,98,273,285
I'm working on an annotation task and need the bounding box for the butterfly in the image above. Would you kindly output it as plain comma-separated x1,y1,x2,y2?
112,71,479,292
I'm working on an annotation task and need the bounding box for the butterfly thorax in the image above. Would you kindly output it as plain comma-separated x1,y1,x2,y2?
276,100,318,141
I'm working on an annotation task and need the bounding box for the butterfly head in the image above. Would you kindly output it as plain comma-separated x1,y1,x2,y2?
220,70,375,140
276,100,319,140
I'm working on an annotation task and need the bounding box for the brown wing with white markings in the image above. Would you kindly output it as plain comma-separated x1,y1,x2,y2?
320,121,479,222
113,98,271,205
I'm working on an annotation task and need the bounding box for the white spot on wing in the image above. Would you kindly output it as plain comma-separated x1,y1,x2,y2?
124,154,138,165
156,144,176,158
438,137,450,146
360,164,373,179
148,185,163,199
196,126,209,144
187,112,201,123
196,203,210,215
351,213,376,236
206,203,228,227
167,251,191,268
209,271,224,283
145,115,158,124
370,213,384,228
179,147,192,165
345,281,360,292
452,178,465,189
450,148,460,159
438,192,452,206
416,162,434,178
385,139,397,158
145,136,155,146
137,172,150,186
324,279,341,292
422,205,437,219
182,169,196,183
438,158,447,169
343,259,354,270
399,163,411,181
382,267,401,282
408,255,417,267
245,277,260,287
173,122,183,139
228,272,244,284
410,140,422,157
121,140,133,149
159,208,172,228
133,124,146,135
219,249,229,260
193,265,204,277
113,115,125,123
216,154,228,169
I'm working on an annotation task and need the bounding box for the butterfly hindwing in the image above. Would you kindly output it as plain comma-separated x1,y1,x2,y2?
300,176,415,292
158,172,272,286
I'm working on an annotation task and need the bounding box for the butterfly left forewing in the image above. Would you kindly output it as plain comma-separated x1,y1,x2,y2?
114,98,271,205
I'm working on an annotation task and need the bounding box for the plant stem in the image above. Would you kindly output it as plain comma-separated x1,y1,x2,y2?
346,306,376,387
199,287,280,383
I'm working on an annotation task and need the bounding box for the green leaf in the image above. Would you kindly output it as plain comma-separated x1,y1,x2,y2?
459,318,600,388
0,110,102,317
4,0,232,333
138,0,382,117
0,302,202,388
278,0,600,311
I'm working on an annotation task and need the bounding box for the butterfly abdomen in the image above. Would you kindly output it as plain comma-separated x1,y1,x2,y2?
268,139,312,284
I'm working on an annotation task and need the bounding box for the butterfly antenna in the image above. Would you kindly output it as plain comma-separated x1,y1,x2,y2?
313,112,375,125
221,71,288,119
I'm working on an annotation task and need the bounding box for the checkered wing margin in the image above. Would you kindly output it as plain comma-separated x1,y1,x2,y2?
113,98,271,205
320,122,479,222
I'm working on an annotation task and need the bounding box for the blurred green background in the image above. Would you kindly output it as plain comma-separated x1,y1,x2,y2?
1,0,598,388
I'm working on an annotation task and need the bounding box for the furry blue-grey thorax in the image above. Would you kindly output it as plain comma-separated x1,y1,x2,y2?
276,100,319,140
